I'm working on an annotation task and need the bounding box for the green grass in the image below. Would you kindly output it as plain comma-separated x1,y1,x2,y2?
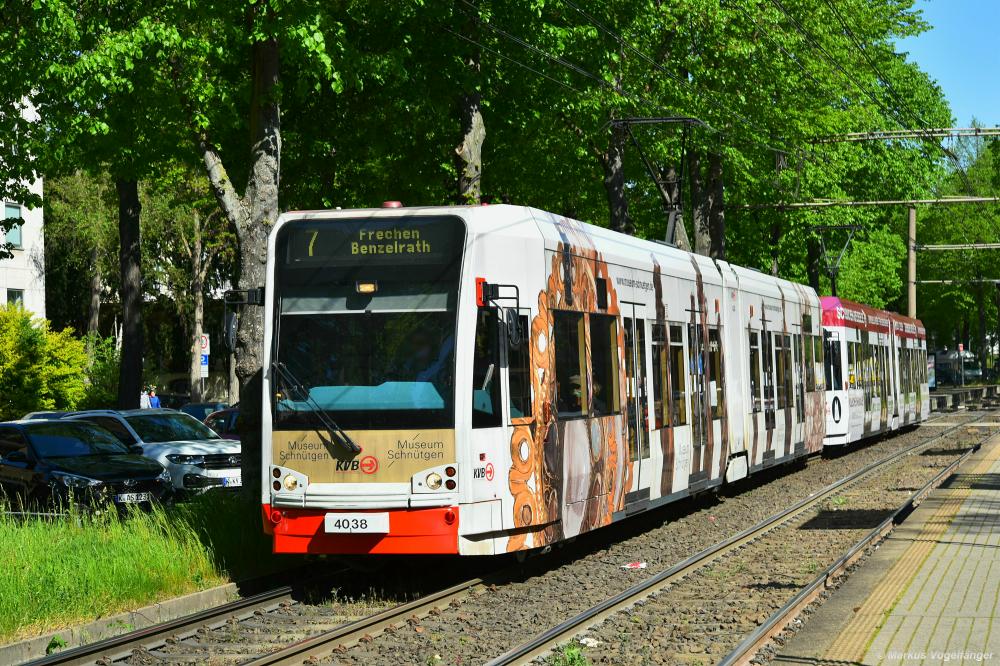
0,492,292,643
548,643,591,666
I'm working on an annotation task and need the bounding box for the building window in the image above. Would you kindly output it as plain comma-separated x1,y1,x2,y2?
6,289,24,307
4,204,22,249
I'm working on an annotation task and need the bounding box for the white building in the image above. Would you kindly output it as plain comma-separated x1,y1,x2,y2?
1,97,45,318
1,182,45,317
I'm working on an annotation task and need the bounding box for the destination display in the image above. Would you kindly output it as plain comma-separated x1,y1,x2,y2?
284,216,461,266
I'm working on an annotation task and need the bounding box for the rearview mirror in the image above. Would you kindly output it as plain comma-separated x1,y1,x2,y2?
4,450,28,464
223,311,237,354
128,444,144,455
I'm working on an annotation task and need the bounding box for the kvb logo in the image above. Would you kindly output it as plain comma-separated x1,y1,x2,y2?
360,456,379,474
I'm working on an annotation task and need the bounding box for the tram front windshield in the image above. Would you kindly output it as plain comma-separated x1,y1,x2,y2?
272,216,465,430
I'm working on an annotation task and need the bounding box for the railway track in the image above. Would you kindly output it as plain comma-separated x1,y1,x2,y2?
25,412,985,666
485,416,994,666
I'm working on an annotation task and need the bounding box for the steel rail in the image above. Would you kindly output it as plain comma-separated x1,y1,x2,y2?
483,416,984,666
718,429,993,666
27,586,295,666
242,576,489,666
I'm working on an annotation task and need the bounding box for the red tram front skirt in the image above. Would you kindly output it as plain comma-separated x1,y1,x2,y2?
263,504,460,554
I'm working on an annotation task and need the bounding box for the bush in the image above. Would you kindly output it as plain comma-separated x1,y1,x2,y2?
79,334,120,410
0,305,88,420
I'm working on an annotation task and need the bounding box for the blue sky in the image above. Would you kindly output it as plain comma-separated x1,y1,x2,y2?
896,0,1000,127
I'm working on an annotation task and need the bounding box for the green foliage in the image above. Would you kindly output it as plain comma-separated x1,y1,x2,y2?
549,643,591,666
79,335,121,410
0,305,87,420
836,227,907,309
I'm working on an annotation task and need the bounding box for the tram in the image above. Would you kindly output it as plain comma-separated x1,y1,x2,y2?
820,297,929,446
260,204,924,556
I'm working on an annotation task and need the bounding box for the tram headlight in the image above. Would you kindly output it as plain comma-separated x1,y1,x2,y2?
425,472,443,490
283,474,298,491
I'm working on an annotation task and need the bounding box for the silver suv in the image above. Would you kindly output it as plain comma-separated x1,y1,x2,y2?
65,409,241,494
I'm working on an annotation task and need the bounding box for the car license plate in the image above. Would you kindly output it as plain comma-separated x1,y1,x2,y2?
115,492,150,504
324,512,390,534
221,477,242,488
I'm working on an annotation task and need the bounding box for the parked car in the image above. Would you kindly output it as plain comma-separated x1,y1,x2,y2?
65,409,241,495
181,402,229,421
205,406,240,440
20,411,71,420
0,420,172,508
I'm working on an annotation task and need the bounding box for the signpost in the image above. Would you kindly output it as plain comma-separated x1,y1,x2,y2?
199,334,210,379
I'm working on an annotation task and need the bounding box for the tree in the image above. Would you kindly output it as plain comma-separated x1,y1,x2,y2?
0,305,88,420
144,168,236,403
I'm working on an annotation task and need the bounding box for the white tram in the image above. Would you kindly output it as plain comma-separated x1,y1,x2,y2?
260,205,917,556
821,297,929,446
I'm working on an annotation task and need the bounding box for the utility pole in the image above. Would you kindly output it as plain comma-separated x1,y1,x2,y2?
908,206,917,318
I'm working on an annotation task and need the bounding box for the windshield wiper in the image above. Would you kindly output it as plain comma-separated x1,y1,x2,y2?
271,361,362,455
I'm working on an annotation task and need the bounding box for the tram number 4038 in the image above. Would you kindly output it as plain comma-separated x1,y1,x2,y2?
323,512,390,534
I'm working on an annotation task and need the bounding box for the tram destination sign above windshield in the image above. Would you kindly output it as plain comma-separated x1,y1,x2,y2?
284,216,461,267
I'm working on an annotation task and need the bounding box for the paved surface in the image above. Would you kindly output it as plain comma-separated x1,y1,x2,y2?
774,433,1000,666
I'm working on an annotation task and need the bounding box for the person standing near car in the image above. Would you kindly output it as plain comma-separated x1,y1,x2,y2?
140,388,151,409
148,387,161,409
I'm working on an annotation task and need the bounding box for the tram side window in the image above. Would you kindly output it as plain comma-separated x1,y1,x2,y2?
554,311,587,418
508,313,532,420
774,334,787,409
805,333,815,392
471,308,502,428
669,325,687,425
824,332,842,390
813,336,826,391
590,314,621,417
783,335,793,411
652,324,668,429
749,331,762,413
847,341,856,388
708,327,724,413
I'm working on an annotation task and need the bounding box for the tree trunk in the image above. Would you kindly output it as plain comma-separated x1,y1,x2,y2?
689,149,709,256
770,218,782,277
603,123,632,235
189,212,204,403
658,164,691,251
455,92,484,204
708,151,725,260
87,244,102,337
806,234,821,291
197,34,279,500
115,179,143,409
454,2,484,205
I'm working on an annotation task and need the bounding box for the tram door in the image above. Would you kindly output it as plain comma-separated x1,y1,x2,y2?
623,308,650,497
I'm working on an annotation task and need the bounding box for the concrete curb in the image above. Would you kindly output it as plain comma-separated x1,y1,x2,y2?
1,582,238,665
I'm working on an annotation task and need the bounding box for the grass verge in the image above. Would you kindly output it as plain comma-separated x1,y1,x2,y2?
0,491,290,643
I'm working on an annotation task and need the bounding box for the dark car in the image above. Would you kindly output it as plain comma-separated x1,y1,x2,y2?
180,402,229,422
0,420,172,509
21,411,71,420
205,406,240,440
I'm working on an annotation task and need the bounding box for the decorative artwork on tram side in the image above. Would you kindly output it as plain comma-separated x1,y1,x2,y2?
507,217,630,552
